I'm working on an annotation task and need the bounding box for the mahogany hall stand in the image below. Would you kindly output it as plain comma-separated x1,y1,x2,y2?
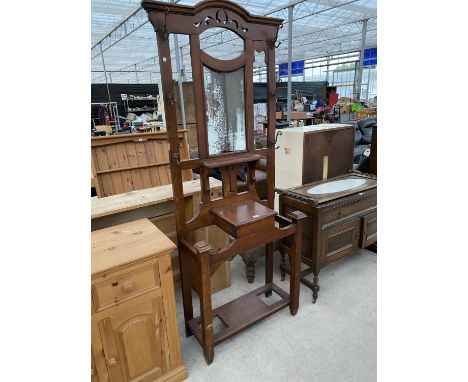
142,0,306,365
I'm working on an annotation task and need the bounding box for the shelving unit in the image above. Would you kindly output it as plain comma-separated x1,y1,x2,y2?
122,94,157,114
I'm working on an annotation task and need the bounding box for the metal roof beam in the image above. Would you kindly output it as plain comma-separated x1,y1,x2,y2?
91,0,182,60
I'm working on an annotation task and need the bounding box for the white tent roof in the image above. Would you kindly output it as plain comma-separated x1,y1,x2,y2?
91,0,376,83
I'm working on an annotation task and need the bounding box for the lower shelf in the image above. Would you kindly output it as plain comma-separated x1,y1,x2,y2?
187,283,290,346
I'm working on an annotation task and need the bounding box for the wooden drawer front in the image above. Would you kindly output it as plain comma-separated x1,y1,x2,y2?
321,219,360,265
360,211,377,248
93,265,160,312
322,194,376,224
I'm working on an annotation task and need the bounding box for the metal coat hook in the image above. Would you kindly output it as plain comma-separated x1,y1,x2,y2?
268,130,283,149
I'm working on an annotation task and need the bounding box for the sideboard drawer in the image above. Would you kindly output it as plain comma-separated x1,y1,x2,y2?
360,211,377,248
321,194,376,224
321,218,360,266
93,265,160,312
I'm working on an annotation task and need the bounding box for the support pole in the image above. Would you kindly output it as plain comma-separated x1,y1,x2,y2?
134,64,139,84
171,0,186,130
354,19,368,101
100,42,112,104
180,47,186,81
325,55,330,83
287,5,293,122
365,66,371,102
173,34,187,130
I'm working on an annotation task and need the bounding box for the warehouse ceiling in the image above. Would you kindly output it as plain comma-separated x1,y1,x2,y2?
91,0,377,83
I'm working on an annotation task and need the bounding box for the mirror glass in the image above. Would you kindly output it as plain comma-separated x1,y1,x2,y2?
204,66,246,155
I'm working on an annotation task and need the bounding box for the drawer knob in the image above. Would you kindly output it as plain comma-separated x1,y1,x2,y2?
123,282,135,293
108,358,118,368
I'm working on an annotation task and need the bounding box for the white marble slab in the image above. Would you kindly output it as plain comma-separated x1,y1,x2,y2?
306,178,366,195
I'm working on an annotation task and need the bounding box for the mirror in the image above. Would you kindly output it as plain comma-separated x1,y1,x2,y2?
204,66,246,155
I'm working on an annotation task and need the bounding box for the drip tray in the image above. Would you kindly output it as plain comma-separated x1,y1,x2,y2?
187,283,290,346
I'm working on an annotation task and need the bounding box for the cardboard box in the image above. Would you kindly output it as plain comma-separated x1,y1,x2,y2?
95,125,113,135
291,111,308,120
276,111,283,120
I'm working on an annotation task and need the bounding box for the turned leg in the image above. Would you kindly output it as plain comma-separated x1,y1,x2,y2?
288,211,306,315
194,242,214,365
265,242,273,297
179,248,194,337
240,251,257,283
280,253,286,281
312,273,320,304
245,259,257,283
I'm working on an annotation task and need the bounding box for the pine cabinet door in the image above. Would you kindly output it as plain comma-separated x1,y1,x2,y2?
92,352,100,382
98,295,170,382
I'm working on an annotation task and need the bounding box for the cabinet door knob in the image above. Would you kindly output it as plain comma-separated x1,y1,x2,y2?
123,282,135,293
108,358,118,368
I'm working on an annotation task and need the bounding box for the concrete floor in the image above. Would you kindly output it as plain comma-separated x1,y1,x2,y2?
175,249,376,382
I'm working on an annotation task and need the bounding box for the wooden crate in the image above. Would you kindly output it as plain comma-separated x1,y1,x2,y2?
91,130,193,197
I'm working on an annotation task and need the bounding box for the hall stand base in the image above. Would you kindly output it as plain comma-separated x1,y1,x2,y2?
187,283,290,347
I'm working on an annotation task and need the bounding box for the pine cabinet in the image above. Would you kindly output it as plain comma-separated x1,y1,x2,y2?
92,219,187,382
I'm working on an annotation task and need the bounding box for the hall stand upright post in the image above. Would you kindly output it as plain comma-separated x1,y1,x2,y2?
142,0,306,365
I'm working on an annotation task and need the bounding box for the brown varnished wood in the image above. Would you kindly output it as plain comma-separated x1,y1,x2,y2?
187,283,289,347
189,34,209,159
265,39,276,207
156,33,187,243
244,39,255,153
201,50,247,72
211,199,275,238
277,172,377,303
142,0,304,365
201,152,261,168
186,190,260,231
301,125,355,184
144,0,282,40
